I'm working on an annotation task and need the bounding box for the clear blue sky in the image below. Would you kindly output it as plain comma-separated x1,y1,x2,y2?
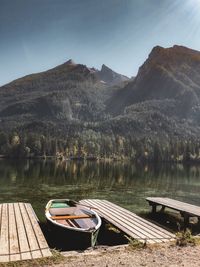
0,0,200,85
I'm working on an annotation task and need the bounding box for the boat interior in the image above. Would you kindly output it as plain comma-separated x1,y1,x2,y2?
49,205,97,230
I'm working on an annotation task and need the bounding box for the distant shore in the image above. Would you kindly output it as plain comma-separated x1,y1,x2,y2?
0,155,130,162
2,155,200,165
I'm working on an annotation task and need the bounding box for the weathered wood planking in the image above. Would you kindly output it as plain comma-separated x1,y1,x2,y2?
146,197,200,217
95,200,173,240
0,204,9,262
0,203,51,263
100,200,173,238
80,199,175,244
85,200,161,244
25,203,52,258
9,204,20,261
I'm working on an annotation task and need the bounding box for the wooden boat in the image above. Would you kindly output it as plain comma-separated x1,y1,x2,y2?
45,199,102,247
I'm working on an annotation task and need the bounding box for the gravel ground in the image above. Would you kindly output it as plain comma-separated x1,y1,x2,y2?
57,243,200,267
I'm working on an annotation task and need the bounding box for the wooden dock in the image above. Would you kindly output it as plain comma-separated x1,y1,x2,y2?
0,202,52,262
80,199,175,244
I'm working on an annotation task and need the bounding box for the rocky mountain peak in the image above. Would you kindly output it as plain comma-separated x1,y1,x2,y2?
65,59,76,65
97,64,129,86
149,45,164,57
148,45,200,64
101,64,111,71
136,45,200,82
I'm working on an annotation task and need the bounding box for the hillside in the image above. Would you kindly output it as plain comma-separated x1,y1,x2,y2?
107,45,200,119
0,60,130,126
1,45,200,160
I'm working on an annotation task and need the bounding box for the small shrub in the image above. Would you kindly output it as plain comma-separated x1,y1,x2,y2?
106,223,121,233
125,236,146,249
176,229,196,246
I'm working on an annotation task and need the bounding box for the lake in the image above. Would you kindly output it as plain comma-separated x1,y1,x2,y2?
1,159,200,222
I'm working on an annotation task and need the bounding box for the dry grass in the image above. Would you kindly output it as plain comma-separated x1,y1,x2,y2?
125,236,146,250
0,249,65,267
176,229,196,247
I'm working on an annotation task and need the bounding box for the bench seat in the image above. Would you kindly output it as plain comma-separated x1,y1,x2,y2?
146,197,200,227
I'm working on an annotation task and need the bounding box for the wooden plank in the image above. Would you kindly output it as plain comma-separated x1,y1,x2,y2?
19,203,42,259
80,202,144,242
146,197,200,217
0,204,2,235
83,200,160,243
84,200,161,239
147,198,180,210
93,200,173,240
82,199,173,238
86,199,171,243
0,204,9,262
0,204,2,225
147,197,199,212
0,203,1,261
0,202,51,263
14,203,31,260
51,214,93,220
150,198,200,211
8,203,21,261
81,199,175,243
100,200,174,238
102,200,175,237
25,204,51,258
55,219,71,226
95,200,173,238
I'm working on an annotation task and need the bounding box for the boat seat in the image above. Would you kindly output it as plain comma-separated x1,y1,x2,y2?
73,208,97,229
55,219,71,226
74,218,96,229
49,207,76,216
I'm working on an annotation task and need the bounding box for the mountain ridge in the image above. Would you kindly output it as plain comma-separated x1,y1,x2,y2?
106,45,200,116
1,45,200,157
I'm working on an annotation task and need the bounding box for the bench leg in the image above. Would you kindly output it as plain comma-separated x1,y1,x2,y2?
181,212,190,229
151,204,157,214
160,205,165,212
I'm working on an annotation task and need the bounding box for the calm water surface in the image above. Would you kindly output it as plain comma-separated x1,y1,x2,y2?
1,159,200,222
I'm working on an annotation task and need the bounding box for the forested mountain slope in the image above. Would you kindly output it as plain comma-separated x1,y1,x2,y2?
107,45,200,119
1,45,200,160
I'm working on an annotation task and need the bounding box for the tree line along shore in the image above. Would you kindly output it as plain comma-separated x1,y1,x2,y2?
0,131,200,164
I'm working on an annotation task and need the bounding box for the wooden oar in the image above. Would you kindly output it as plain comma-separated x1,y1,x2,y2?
51,214,95,220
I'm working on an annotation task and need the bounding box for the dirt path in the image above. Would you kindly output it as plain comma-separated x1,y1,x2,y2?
57,243,200,267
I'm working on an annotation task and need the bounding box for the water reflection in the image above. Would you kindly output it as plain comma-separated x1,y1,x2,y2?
0,159,200,221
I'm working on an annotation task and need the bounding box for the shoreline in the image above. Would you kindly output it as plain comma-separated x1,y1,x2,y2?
1,155,200,165
2,242,200,267
60,242,200,267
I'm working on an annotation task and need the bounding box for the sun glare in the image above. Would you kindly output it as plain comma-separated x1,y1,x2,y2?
189,0,200,8
182,0,200,37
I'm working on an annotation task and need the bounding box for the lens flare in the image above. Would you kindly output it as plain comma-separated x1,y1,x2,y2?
187,0,200,10
182,0,200,38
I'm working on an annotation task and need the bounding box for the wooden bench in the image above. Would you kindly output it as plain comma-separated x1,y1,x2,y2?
146,197,200,227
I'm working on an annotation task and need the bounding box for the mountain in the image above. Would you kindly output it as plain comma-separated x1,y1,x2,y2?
1,45,200,160
107,45,200,121
0,60,116,125
0,59,130,123
96,64,129,86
